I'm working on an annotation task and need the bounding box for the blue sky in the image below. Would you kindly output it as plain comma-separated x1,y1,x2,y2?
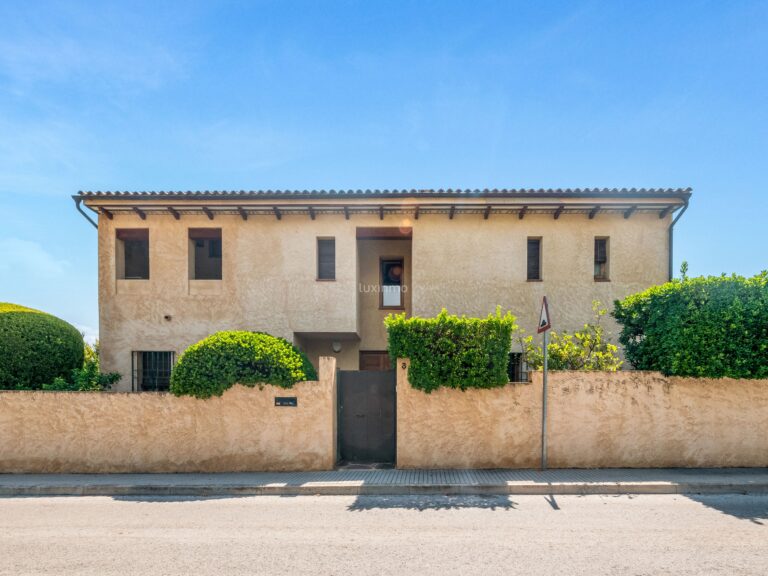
1,0,766,339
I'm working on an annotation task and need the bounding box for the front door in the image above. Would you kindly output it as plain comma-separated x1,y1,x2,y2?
337,369,396,464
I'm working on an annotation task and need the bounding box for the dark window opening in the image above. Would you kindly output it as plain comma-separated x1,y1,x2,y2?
317,238,336,280
189,228,222,280
527,238,541,281
380,258,404,308
117,229,149,280
507,352,529,383
594,237,609,281
131,351,174,392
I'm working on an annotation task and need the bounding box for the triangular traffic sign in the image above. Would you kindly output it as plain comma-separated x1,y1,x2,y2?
537,296,552,333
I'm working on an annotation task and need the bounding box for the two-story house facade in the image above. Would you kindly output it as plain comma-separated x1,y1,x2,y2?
75,188,691,392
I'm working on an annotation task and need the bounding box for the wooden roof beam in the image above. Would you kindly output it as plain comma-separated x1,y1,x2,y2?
658,206,672,219
624,205,637,219
554,205,565,220
237,207,248,221
132,207,146,220
518,206,527,220
202,207,214,220
167,207,180,220
99,207,113,220
588,206,600,219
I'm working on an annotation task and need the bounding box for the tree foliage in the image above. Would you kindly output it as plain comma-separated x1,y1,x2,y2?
521,302,622,371
612,273,768,378
385,307,518,393
170,331,317,398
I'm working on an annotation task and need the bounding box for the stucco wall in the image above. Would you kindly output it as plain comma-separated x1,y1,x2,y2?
411,211,669,339
97,208,670,388
0,358,337,473
396,360,768,469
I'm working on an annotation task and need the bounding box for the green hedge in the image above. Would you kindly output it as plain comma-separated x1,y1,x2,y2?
170,331,318,398
0,303,85,390
385,308,517,393
613,273,768,378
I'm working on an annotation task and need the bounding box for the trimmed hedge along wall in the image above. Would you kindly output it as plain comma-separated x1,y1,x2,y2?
386,308,517,393
613,273,768,378
0,303,84,390
170,331,318,398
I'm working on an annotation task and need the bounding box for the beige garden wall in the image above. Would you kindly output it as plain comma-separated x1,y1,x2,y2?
0,358,337,474
396,360,768,469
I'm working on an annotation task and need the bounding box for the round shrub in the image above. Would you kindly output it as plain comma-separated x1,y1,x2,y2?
0,302,85,390
170,331,318,398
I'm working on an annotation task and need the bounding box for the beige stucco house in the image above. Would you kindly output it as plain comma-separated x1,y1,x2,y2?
76,188,691,392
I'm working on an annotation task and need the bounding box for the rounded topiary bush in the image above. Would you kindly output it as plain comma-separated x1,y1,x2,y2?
0,303,85,390
170,331,318,398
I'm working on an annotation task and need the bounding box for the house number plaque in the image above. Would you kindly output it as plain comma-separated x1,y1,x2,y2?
275,397,298,407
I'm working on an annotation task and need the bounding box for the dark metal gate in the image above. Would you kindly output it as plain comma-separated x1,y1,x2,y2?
337,370,396,464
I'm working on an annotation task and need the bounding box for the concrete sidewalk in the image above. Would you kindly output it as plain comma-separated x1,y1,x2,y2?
2,468,768,497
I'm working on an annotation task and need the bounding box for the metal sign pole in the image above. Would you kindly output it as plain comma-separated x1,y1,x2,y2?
541,329,548,470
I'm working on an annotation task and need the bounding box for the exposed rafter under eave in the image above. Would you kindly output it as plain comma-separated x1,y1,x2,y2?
82,202,686,221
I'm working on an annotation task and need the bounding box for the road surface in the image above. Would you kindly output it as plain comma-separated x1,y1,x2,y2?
1,494,766,575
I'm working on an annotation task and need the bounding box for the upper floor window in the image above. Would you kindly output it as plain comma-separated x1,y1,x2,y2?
594,237,609,281
116,229,149,280
380,257,404,308
317,238,336,280
527,238,542,281
189,228,222,280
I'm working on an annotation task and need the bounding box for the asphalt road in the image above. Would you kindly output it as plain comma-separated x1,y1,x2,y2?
1,494,767,575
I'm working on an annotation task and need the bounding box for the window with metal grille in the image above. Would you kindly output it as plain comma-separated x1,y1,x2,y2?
131,351,174,392
116,229,149,279
189,228,222,280
527,238,542,281
507,352,529,382
317,238,335,280
594,237,609,281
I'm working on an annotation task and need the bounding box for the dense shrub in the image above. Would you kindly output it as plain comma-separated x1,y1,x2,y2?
43,342,121,391
613,273,768,378
0,303,85,390
170,331,318,398
385,308,518,393
521,302,622,371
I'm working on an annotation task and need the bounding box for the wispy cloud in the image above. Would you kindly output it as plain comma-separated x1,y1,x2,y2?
0,238,69,280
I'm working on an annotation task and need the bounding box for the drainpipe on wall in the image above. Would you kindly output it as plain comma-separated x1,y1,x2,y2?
72,196,98,229
668,201,689,281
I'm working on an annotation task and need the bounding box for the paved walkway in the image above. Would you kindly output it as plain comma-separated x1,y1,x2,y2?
2,468,768,497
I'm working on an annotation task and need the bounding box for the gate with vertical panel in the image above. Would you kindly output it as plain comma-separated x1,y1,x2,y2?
337,369,396,465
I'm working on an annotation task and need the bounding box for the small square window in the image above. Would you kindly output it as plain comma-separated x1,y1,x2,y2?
116,229,149,280
131,351,174,392
189,228,222,280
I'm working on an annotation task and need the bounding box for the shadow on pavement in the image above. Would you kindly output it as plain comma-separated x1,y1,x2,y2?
347,494,518,511
685,494,768,525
